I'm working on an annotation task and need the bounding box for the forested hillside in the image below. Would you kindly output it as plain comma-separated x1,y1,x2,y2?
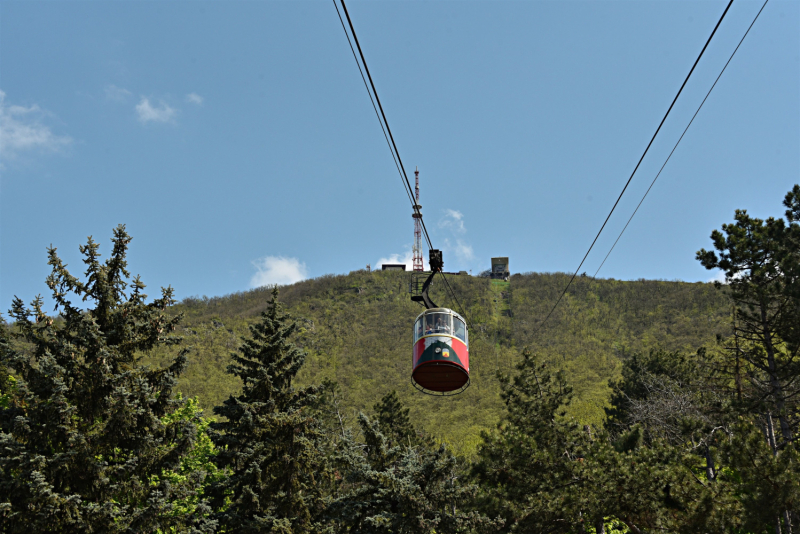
2,185,798,533
147,269,732,453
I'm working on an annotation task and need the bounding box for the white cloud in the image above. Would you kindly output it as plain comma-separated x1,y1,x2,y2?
185,93,203,105
376,250,415,271
708,271,725,284
105,84,132,102
439,209,475,267
439,209,466,234
375,249,430,271
250,256,308,288
708,270,739,284
0,90,72,160
378,208,474,272
454,239,475,263
135,97,177,123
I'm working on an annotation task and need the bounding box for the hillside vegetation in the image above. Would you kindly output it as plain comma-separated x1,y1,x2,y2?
147,269,732,453
3,185,798,532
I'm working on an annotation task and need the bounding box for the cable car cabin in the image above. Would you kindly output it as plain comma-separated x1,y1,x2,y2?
412,308,469,394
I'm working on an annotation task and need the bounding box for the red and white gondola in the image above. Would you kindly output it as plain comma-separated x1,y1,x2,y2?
411,308,469,394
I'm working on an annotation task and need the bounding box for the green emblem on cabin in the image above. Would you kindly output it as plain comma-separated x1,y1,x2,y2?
417,340,463,367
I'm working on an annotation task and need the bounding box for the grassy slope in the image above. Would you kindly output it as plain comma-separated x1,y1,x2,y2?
145,270,731,456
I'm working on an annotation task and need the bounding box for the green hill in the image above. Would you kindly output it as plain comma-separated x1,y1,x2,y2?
145,270,731,455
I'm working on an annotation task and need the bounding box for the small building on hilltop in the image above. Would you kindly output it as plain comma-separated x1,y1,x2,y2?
490,257,510,281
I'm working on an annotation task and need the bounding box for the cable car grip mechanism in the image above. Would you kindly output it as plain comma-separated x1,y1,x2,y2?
411,249,442,310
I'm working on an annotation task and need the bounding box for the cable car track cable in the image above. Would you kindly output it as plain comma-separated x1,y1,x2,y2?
533,0,733,334
331,0,416,209
337,0,434,250
438,271,471,329
334,0,473,331
592,0,769,279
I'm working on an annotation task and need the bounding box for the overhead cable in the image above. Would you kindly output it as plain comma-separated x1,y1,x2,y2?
337,0,434,250
533,0,734,334
593,0,769,278
438,271,471,329
334,0,473,329
331,0,415,209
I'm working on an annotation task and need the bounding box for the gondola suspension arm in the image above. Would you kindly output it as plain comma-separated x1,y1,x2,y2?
411,249,443,310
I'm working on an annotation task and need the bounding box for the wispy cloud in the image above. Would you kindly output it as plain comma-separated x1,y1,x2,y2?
0,90,72,161
104,84,132,102
250,256,308,287
439,209,475,266
452,239,475,263
439,209,466,234
185,93,203,105
135,97,176,124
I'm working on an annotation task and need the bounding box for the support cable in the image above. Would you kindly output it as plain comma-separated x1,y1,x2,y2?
331,0,415,208
334,0,471,329
438,271,471,329
593,0,768,278
533,0,733,334
339,0,434,250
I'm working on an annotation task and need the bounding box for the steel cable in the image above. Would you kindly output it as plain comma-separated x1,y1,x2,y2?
593,0,769,278
533,0,734,335
331,0,416,209
338,0,434,250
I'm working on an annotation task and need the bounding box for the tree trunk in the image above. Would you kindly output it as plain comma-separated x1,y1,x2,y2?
784,510,793,534
767,411,779,456
594,518,606,534
622,519,642,534
761,306,793,445
705,446,716,482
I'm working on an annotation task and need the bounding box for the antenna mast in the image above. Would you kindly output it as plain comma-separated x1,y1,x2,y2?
412,167,424,272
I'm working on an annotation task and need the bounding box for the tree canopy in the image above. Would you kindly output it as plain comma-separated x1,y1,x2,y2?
2,185,798,533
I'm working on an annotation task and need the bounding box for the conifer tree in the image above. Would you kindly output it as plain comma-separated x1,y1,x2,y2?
697,185,800,448
331,395,499,534
780,184,800,354
722,421,799,534
209,287,329,533
0,225,214,533
473,348,728,533
472,348,590,532
373,390,419,448
698,185,800,533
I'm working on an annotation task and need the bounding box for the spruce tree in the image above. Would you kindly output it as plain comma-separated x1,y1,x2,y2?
0,225,214,533
473,348,728,533
209,287,329,533
331,394,499,533
472,348,589,532
373,390,418,448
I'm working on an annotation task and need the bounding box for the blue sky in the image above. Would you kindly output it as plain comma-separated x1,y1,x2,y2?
1,0,798,310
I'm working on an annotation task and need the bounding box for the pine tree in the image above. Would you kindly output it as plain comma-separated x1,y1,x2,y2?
697,185,800,449
0,225,214,533
373,390,421,449
780,184,800,355
209,287,329,533
330,395,499,533
473,348,731,533
722,420,800,534
472,348,589,532
698,185,800,533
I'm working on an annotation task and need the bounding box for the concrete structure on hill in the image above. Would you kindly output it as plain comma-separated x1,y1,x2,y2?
491,257,510,281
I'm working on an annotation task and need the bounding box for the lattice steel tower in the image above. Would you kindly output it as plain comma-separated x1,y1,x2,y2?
412,167,424,272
